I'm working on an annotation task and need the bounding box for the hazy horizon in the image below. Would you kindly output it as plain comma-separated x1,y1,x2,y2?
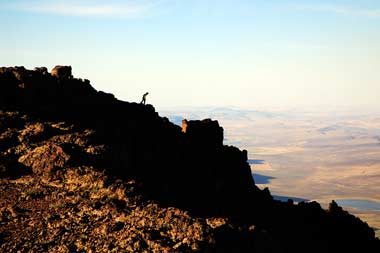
2,0,380,109
1,1,380,241
162,106,380,237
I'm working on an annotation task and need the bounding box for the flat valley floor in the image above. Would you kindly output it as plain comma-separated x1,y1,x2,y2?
164,107,380,237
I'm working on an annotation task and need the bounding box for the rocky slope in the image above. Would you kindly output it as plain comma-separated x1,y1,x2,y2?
0,66,379,252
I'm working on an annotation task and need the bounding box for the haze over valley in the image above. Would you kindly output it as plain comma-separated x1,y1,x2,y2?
2,0,380,250
163,106,380,236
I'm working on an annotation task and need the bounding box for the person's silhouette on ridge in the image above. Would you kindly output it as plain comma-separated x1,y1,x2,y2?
141,92,149,105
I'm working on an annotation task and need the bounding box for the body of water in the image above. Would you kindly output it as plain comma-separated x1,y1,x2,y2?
336,199,380,211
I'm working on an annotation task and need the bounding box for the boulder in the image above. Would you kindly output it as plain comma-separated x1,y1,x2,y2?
18,143,70,176
51,65,72,79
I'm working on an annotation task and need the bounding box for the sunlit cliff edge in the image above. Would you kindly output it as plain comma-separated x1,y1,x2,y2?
0,66,379,252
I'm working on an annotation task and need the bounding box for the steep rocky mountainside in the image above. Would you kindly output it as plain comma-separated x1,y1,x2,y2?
0,66,379,252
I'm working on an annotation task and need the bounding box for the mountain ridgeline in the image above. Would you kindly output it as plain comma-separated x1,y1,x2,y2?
0,66,379,252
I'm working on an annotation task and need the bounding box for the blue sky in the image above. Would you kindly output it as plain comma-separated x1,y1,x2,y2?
1,0,380,109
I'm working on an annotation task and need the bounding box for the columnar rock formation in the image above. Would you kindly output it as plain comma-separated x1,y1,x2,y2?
182,119,224,147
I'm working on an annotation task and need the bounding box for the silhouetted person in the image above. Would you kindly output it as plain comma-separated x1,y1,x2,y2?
140,92,149,105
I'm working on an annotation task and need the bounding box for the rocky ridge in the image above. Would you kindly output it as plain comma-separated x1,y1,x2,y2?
0,66,379,252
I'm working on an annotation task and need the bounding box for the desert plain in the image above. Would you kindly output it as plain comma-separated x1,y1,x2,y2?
163,106,380,237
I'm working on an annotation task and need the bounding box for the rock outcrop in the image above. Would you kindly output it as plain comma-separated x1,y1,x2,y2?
0,66,379,252
182,119,224,147
50,65,72,79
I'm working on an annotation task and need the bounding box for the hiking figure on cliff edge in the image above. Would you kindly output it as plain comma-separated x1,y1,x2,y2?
140,92,149,105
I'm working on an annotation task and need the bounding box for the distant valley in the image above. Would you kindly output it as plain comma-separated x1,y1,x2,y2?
162,107,380,237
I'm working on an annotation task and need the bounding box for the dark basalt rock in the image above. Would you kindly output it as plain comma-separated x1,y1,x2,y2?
18,143,70,177
182,118,224,147
0,66,379,252
50,65,72,79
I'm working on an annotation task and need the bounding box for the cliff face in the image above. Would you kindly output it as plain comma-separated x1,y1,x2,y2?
0,66,379,252
0,66,264,217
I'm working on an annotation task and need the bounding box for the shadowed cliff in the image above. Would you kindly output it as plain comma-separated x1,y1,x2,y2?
1,66,379,252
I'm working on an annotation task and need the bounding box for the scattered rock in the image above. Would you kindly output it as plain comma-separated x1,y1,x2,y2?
0,66,379,252
18,144,70,176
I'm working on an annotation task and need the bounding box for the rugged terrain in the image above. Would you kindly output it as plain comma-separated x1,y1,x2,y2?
1,66,379,252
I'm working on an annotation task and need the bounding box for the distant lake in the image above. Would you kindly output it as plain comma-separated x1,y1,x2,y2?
273,195,309,203
336,199,380,211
